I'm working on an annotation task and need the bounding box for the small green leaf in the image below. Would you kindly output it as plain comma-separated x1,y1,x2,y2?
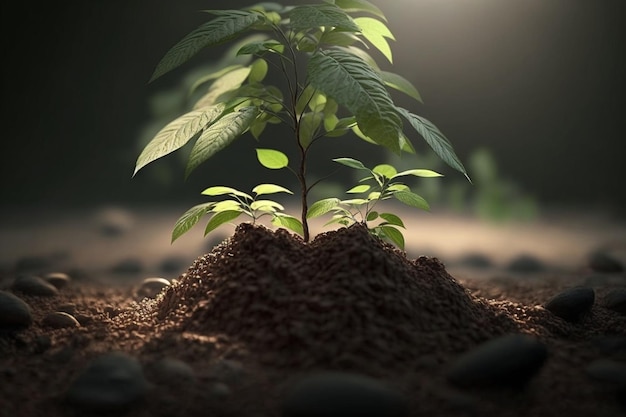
204,210,243,235
367,191,381,200
212,200,244,212
290,4,360,32
249,119,267,139
366,210,379,221
150,10,261,82
237,40,284,56
354,17,395,63
299,112,323,147
397,107,469,181
251,200,284,211
256,148,289,169
346,184,370,193
202,186,252,199
393,169,443,178
333,157,367,170
379,212,405,228
380,71,422,103
387,183,410,192
171,203,215,243
378,225,405,249
253,183,293,195
186,107,259,178
372,164,397,179
134,104,226,176
271,214,304,235
249,58,268,83
393,190,430,211
341,198,368,205
307,197,341,218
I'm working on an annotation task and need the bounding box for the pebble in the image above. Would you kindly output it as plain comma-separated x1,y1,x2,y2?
43,272,71,289
603,288,626,315
136,277,171,299
110,258,143,274
445,333,548,388
66,352,149,411
544,286,595,322
58,302,77,315
11,275,59,296
147,357,196,385
588,250,624,273
506,254,546,273
0,291,33,328
42,312,81,329
281,371,409,417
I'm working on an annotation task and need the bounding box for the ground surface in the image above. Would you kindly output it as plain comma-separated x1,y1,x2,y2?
1,204,625,417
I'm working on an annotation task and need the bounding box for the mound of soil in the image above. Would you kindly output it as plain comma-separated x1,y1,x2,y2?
1,222,625,417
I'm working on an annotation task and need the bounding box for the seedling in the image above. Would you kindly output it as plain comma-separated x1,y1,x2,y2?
133,0,469,245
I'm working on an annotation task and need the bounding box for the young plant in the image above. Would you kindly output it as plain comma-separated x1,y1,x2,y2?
307,157,443,249
133,0,469,243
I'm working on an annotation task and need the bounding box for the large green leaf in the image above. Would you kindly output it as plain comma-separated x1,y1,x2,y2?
194,67,252,109
396,107,469,181
204,210,243,235
378,225,405,249
308,49,402,152
171,203,215,243
134,104,226,176
393,190,430,211
185,106,259,178
332,0,386,21
381,71,422,103
307,197,341,218
290,4,360,32
271,213,304,235
150,11,261,82
353,17,395,63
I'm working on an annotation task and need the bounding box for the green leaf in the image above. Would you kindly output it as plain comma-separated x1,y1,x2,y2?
341,198,368,205
325,116,356,137
354,17,395,63
308,49,402,152
387,183,410,192
249,119,267,139
211,200,244,212
397,107,469,181
333,0,386,21
372,164,397,179
150,10,262,82
194,67,252,108
393,169,443,178
290,4,360,32
253,183,293,195
380,71,422,103
249,59,268,83
272,213,304,235
299,112,323,147
171,203,214,243
319,30,362,47
185,106,259,178
379,212,405,228
237,40,285,56
190,65,245,95
378,225,405,249
393,190,430,211
307,197,341,218
347,184,370,193
205,210,243,235
134,104,226,176
256,148,289,169
201,186,252,199
333,157,367,170
366,210,379,221
251,200,284,211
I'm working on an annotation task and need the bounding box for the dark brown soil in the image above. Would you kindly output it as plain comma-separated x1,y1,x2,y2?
1,223,625,417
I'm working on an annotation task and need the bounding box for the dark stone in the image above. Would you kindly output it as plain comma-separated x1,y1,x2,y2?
506,254,545,273
446,334,548,388
603,288,626,315
66,352,149,411
282,371,409,417
11,275,58,297
42,312,81,329
43,272,71,289
544,286,595,322
136,277,170,299
0,291,33,328
588,251,624,273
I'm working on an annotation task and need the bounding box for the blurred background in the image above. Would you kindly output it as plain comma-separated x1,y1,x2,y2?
1,0,625,217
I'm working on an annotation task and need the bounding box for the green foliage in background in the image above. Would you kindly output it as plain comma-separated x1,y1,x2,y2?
134,0,469,245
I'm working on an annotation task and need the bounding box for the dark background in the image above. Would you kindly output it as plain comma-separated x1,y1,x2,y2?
1,0,625,214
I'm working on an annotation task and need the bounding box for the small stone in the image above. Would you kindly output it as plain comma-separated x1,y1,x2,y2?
603,288,626,315
0,291,33,328
42,312,81,329
589,250,624,273
136,277,171,299
506,254,546,273
110,258,143,274
147,358,196,386
11,275,58,296
281,371,409,417
66,352,149,411
43,272,71,289
446,334,548,388
544,286,595,322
